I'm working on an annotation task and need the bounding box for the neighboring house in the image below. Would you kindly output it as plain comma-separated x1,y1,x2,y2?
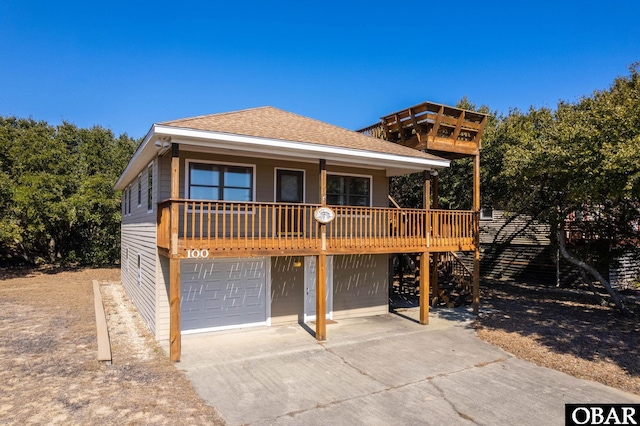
472,208,638,288
474,209,575,283
115,106,479,361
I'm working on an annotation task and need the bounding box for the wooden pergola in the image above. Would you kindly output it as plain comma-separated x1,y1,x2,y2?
358,101,488,316
359,101,487,159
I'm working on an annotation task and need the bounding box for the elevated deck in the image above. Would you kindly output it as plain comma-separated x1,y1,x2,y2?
157,199,477,259
358,101,488,160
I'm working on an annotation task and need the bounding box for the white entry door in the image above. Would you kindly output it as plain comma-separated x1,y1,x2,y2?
304,256,333,322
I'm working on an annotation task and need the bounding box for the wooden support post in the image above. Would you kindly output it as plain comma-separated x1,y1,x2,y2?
472,153,481,314
431,252,439,307
423,170,430,211
432,172,439,210
316,253,327,340
316,159,327,340
430,171,440,306
388,255,395,298
170,144,180,256
169,257,181,361
319,159,327,205
169,143,181,361
419,251,429,325
395,114,405,142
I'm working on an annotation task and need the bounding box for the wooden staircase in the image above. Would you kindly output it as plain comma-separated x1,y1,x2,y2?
433,252,474,307
392,251,473,308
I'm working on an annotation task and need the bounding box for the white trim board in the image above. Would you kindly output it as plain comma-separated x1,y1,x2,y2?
115,124,450,190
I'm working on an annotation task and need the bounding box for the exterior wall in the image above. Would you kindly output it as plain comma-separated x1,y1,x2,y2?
270,256,305,325
332,254,389,319
127,148,393,340
121,159,159,336
158,150,172,202
480,210,551,246
152,251,391,338
475,210,580,285
177,151,389,206
610,250,640,290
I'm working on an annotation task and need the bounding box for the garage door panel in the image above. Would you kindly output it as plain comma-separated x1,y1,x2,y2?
181,258,267,331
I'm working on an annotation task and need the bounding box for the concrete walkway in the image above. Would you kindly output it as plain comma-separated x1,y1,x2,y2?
173,308,640,425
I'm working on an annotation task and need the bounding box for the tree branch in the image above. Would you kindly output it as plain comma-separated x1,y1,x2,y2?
556,227,629,315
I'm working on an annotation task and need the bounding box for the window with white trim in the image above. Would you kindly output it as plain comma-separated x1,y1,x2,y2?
137,174,142,206
480,207,494,220
327,174,371,206
188,162,253,201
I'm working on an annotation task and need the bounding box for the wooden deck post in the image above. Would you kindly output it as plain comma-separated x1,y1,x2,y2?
316,253,327,340
169,143,181,361
316,159,327,341
170,144,179,257
423,170,430,212
472,153,481,314
169,257,181,361
419,251,429,325
430,171,440,306
431,172,439,210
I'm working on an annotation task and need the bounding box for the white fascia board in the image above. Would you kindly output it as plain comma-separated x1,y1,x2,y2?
155,125,450,170
114,126,157,190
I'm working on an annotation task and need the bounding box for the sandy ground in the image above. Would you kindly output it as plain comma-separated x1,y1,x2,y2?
474,279,640,396
0,267,224,425
1,267,638,425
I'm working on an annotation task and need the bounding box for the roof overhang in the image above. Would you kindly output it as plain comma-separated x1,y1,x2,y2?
115,124,450,190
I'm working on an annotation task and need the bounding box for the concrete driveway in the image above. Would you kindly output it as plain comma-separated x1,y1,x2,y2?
174,308,640,425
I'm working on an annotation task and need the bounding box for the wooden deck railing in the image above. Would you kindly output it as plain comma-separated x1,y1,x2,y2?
157,199,477,257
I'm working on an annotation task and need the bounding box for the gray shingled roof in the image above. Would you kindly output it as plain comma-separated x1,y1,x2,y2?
160,106,444,161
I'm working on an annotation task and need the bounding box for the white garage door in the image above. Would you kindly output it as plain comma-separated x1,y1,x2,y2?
180,258,267,332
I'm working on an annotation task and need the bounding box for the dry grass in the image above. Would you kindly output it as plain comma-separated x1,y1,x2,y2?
474,279,640,396
0,267,225,425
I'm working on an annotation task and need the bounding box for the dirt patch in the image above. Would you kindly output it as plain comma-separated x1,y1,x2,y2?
0,267,224,425
474,279,640,396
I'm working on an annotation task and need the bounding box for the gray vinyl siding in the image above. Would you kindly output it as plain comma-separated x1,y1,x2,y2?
474,210,582,284
120,159,159,336
158,151,172,201
270,256,305,325
609,250,640,290
332,254,388,319
479,210,551,246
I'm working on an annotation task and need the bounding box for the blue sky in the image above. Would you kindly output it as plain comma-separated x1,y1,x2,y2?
1,1,639,139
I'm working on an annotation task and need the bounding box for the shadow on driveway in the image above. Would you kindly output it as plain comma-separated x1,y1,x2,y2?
174,308,640,425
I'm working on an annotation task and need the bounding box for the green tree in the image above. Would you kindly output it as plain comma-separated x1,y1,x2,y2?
0,117,137,265
487,65,640,313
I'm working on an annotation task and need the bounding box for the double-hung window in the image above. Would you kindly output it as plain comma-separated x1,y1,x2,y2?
327,174,371,206
188,162,253,201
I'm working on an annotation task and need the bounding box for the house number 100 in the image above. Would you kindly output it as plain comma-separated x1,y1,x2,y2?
186,249,209,259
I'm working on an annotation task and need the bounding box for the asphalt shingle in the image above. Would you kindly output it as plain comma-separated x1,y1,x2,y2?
161,106,444,161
